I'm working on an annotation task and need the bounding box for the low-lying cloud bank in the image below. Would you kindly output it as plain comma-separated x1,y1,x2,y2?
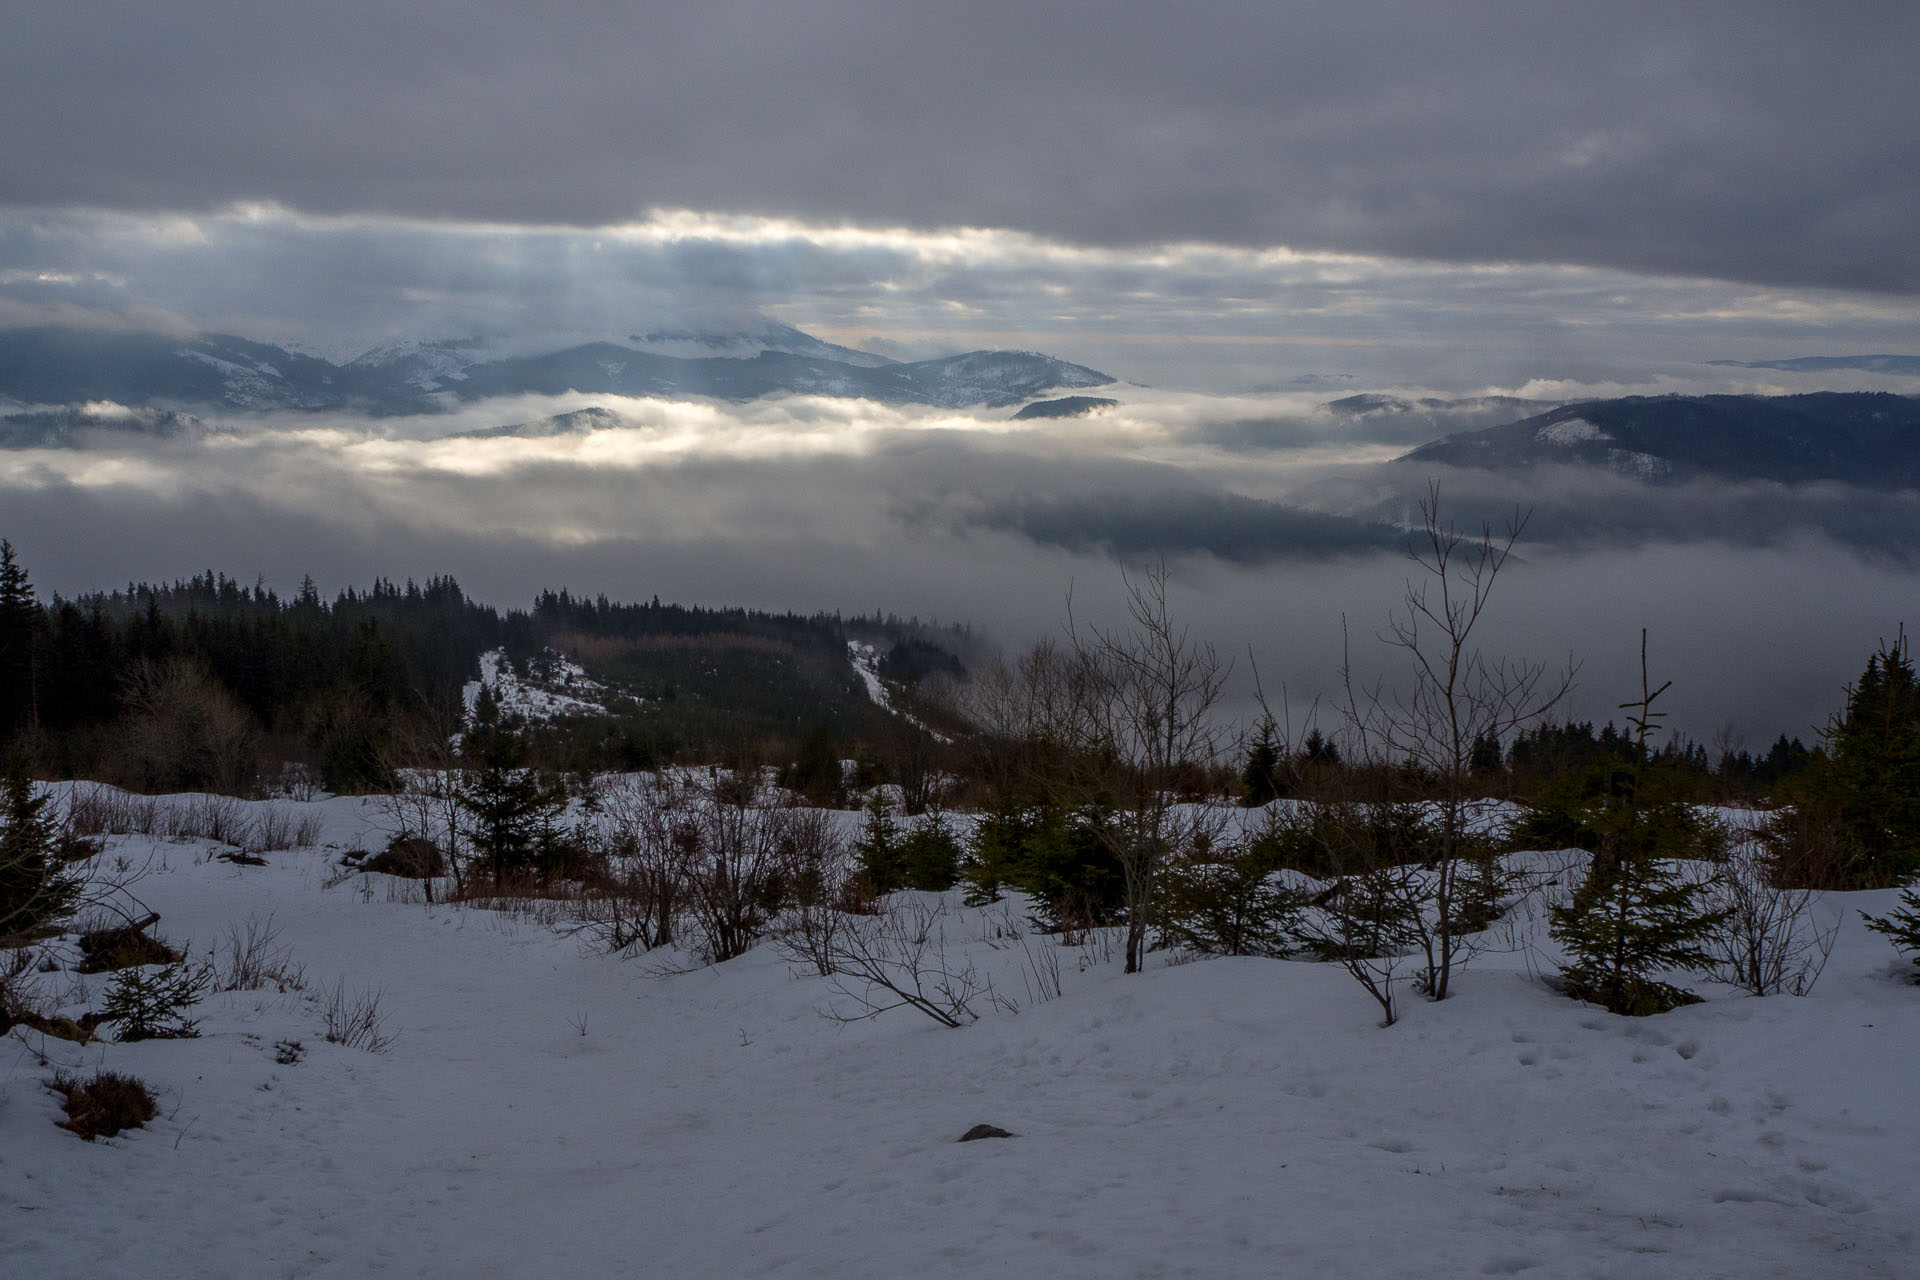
2,389,1915,742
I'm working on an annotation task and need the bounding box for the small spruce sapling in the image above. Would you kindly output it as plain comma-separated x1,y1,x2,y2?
1549,633,1726,1016
898,811,962,892
103,959,211,1040
853,792,904,893
1860,885,1920,982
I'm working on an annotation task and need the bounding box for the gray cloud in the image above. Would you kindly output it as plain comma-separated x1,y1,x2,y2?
4,3,1919,295
3,207,1918,396
1,400,1915,744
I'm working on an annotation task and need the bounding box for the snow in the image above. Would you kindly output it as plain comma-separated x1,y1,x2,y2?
848,640,950,743
461,648,606,723
5,787,1918,1278
1535,417,1608,446
848,639,892,708
345,340,483,390
1606,447,1672,480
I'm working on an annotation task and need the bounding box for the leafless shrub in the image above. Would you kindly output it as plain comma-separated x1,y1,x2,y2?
378,761,469,900
269,762,320,802
117,658,262,795
1704,841,1840,996
569,774,698,954
774,897,865,978
1016,933,1064,1005
242,805,323,854
159,793,248,845
1336,484,1574,1003
64,784,161,837
1062,563,1233,975
778,899,996,1027
680,786,829,965
322,978,394,1053
213,913,305,993
1293,859,1429,1027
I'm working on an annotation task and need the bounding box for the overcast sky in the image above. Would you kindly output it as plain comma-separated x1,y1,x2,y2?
6,2,1920,287
3,3,1918,385
3,3,1918,737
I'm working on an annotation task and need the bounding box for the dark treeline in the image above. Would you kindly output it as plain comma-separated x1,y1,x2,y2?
1240,715,1813,814
0,537,1858,845
0,541,973,792
0,545,504,791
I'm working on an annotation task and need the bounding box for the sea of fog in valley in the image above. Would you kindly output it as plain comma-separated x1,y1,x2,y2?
5,376,1918,746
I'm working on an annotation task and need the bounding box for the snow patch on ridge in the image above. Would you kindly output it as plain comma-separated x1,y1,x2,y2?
463,648,607,723
848,640,951,742
1606,447,1671,480
1535,417,1608,446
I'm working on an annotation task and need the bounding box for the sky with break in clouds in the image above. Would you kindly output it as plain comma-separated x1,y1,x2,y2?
3,2,1919,740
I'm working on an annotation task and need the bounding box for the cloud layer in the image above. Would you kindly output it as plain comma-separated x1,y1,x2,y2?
6,4,1918,295
3,391,1915,742
4,207,1918,395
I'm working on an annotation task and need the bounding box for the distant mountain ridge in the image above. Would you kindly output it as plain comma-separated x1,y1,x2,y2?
1707,355,1920,377
1400,392,1920,487
1012,396,1119,420
626,321,895,368
0,325,1112,416
449,344,1111,409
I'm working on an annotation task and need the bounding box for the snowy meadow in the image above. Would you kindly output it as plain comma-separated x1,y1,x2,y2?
4,782,1916,1279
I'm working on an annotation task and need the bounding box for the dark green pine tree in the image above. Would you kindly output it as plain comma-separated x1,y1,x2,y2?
853,790,904,893
0,541,40,741
1860,884,1920,982
0,765,81,937
1550,634,1726,1016
1240,717,1284,808
457,725,563,888
1817,634,1920,887
472,678,500,727
897,810,962,891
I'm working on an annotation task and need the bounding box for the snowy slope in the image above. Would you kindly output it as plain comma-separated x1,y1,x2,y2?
4,788,1917,1279
848,640,950,742
628,320,895,368
462,648,607,722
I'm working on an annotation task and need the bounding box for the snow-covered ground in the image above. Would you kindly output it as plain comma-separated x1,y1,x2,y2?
5,787,1918,1278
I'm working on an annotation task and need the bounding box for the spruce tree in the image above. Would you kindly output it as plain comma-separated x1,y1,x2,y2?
1814,634,1920,887
853,791,903,893
1550,634,1726,1015
457,725,562,888
1240,717,1283,808
898,810,962,891
0,541,40,740
0,765,81,937
1860,885,1920,982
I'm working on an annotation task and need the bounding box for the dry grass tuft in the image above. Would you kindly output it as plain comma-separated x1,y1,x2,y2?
49,1069,157,1140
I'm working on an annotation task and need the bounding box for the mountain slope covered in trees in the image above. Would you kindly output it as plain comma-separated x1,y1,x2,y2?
1400,392,1920,486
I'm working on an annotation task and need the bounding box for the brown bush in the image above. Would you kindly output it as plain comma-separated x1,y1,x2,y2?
50,1069,157,1140
114,659,262,795
77,915,178,973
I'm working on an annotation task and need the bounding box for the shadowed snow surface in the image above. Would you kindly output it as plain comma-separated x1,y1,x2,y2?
3,789,1916,1278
